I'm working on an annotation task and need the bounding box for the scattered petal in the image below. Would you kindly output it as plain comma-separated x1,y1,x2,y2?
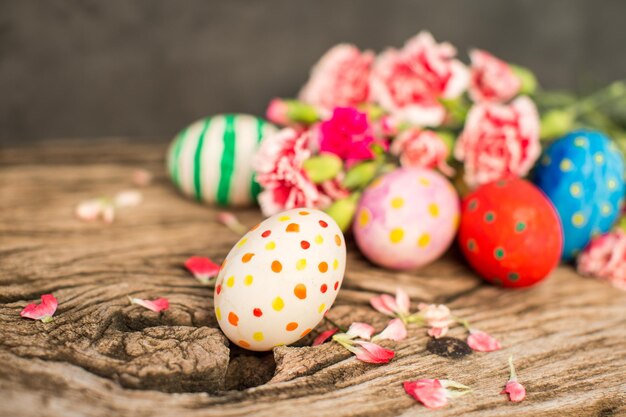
101,203,115,223
20,294,58,322
132,169,153,187
218,211,248,235
350,340,394,363
129,297,169,312
502,356,526,402
184,256,220,283
427,326,449,339
114,189,143,208
75,199,106,222
373,318,407,341
346,322,375,340
467,329,502,352
312,328,339,346
370,294,395,316
395,288,410,315
404,379,448,409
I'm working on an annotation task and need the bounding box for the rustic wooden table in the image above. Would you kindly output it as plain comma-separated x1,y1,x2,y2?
1,139,625,417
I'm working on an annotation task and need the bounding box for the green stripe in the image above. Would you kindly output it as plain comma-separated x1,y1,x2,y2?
250,118,265,199
217,115,237,205
170,128,187,187
193,119,212,201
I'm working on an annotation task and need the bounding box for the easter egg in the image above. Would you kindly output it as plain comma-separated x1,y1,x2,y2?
458,179,563,288
534,130,625,260
167,114,278,206
214,208,346,351
353,168,460,270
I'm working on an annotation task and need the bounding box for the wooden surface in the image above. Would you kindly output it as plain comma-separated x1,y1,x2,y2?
1,139,625,417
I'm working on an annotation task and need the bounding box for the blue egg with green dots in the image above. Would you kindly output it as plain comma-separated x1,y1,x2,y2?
167,114,278,206
534,130,625,261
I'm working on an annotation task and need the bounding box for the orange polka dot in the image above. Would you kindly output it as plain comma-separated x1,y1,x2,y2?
286,223,300,233
261,230,271,238
318,262,328,273
320,284,328,293
239,340,250,348
286,322,298,331
250,223,260,231
294,284,307,299
319,220,328,228
300,328,312,337
271,260,282,273
242,253,255,263
335,234,342,246
299,211,310,215
228,312,239,326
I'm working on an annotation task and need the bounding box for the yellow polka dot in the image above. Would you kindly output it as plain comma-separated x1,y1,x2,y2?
215,307,221,321
318,303,326,314
428,203,440,217
236,237,247,248
595,153,605,165
389,228,404,243
272,297,284,311
418,233,431,248
333,259,339,270
226,276,235,287
419,177,430,186
570,183,582,197
358,208,370,227
253,332,264,342
574,137,587,147
608,178,617,190
244,275,253,286
601,203,612,215
391,197,404,209
279,215,290,221
542,155,551,166
572,212,585,227
265,241,276,250
560,158,573,172
315,234,324,244
296,259,307,271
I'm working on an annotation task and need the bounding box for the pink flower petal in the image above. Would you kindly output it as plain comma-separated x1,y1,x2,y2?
467,329,502,352
427,326,449,339
312,328,339,346
395,288,410,315
217,211,248,235
403,379,448,409
374,318,407,341
20,294,58,322
370,294,395,316
352,341,394,364
502,381,526,402
184,256,220,283
129,297,169,312
75,199,106,222
132,169,153,187
346,322,375,340
114,190,143,208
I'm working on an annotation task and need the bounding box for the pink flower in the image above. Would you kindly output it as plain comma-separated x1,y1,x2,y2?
502,356,526,402
469,49,521,103
312,328,339,346
254,128,329,216
418,303,454,338
20,294,58,323
577,230,626,291
404,379,471,409
467,329,502,352
318,107,378,165
349,341,395,364
390,128,454,176
454,96,540,188
266,98,290,126
373,318,408,342
128,297,169,312
217,211,248,235
184,256,220,284
370,288,411,320
299,44,374,111
370,31,469,127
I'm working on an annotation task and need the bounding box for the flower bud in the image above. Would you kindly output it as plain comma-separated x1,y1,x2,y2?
540,109,575,139
302,154,343,184
324,192,360,232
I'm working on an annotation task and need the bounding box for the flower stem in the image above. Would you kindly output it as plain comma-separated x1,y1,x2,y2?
509,355,518,381
324,316,347,333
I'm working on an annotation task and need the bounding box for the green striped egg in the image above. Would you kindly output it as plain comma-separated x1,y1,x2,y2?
167,114,277,206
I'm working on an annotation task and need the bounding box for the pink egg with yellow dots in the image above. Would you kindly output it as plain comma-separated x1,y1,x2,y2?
353,168,460,270
214,208,346,351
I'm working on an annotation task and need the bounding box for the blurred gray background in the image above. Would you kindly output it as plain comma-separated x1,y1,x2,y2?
1,0,625,143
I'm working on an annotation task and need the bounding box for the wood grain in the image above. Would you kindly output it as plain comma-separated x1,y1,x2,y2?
1,139,625,417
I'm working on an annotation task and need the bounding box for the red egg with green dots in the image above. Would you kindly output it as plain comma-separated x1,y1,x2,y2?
458,179,563,288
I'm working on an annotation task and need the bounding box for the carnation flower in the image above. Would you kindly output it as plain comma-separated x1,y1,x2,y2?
299,44,374,111
454,96,541,188
254,128,330,216
469,49,521,103
418,303,454,338
577,230,626,291
318,107,379,165
390,128,453,176
370,31,469,127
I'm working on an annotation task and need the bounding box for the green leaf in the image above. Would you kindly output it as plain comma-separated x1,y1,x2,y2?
343,161,378,190
302,154,343,184
285,100,320,124
324,193,360,232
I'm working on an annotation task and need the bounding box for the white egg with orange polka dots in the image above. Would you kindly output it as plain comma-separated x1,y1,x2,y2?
214,208,346,351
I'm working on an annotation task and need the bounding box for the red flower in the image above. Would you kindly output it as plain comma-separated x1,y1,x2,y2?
20,294,58,323
469,49,521,103
454,96,540,188
404,379,472,409
390,128,453,176
299,44,374,112
371,31,468,127
577,230,626,291
502,356,526,402
129,297,169,312
254,128,329,215
467,329,502,352
184,256,220,284
350,341,395,364
319,107,378,164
